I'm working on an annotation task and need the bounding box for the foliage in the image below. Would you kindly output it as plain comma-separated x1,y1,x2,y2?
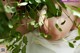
0,0,80,53
68,42,74,48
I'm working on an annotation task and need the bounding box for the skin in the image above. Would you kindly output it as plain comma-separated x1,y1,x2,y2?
42,8,76,40
16,18,28,35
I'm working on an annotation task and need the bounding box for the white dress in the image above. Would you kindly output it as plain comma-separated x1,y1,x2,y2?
25,29,80,53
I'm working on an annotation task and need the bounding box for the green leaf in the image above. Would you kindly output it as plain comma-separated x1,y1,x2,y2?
21,45,26,53
40,33,52,39
0,25,4,33
40,33,47,38
12,45,20,53
0,39,4,44
56,8,62,17
55,23,59,28
55,23,62,31
45,0,57,17
73,41,76,43
0,0,5,12
29,0,35,4
11,40,23,53
25,0,28,2
8,22,13,29
58,28,62,31
78,25,80,36
23,36,27,45
77,8,80,10
28,6,38,19
4,5,16,13
15,32,22,42
35,0,41,3
75,36,80,40
68,42,74,48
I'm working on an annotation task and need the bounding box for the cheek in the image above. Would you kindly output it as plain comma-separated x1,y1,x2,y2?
43,19,49,34
48,18,66,40
43,18,61,40
48,18,61,40
16,25,27,35
43,16,73,40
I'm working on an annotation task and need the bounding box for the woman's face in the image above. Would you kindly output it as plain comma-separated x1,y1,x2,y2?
43,10,75,40
42,1,80,40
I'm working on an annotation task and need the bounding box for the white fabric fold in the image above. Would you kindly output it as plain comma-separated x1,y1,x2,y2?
26,29,80,53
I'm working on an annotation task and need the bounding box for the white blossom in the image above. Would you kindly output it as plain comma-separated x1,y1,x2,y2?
18,2,28,6
35,0,41,3
38,6,47,26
